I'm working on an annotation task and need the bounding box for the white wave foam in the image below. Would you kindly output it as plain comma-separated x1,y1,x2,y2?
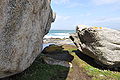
44,33,70,39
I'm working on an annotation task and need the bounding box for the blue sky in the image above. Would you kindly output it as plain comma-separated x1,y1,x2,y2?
51,0,120,30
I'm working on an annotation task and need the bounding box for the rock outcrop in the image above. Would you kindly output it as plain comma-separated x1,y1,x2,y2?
70,26,120,68
42,45,74,68
0,0,55,78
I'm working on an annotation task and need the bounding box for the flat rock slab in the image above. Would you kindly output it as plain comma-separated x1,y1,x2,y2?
42,44,74,62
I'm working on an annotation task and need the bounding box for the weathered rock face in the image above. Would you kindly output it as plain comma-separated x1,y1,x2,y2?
70,26,120,68
42,45,74,68
0,0,55,78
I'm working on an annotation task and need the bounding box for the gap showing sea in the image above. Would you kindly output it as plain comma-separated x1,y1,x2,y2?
44,30,75,39
43,30,75,49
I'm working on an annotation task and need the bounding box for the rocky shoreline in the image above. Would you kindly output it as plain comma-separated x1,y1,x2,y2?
43,38,74,45
0,0,120,79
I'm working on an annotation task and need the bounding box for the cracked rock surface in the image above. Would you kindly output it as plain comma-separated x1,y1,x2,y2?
70,26,120,68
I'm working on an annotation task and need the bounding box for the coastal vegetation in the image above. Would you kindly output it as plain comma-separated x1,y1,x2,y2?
0,0,119,79
2,45,120,80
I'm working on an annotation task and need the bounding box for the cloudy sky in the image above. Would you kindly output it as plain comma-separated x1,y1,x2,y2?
51,0,120,30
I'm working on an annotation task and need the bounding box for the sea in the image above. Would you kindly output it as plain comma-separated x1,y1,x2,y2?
43,30,75,49
44,30,75,39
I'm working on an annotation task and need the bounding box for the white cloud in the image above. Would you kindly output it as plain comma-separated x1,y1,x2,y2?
52,14,71,26
77,17,120,29
52,0,70,4
55,15,71,21
95,17,120,23
52,0,85,8
92,0,120,5
51,14,76,30
80,13,92,17
67,3,84,8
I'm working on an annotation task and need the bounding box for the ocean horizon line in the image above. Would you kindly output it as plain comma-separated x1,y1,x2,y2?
50,29,75,30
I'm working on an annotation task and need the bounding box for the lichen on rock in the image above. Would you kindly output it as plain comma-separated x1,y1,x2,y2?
70,25,120,68
0,0,55,78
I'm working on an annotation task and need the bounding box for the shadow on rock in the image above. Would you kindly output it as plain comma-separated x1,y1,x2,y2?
73,50,120,72
1,54,70,80
42,44,74,62
1,45,74,80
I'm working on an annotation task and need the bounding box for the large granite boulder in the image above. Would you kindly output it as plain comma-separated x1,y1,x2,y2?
0,0,55,78
70,26,120,68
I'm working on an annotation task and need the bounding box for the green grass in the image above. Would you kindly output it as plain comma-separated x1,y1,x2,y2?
7,55,69,80
3,45,120,80
68,49,120,80
85,65,120,80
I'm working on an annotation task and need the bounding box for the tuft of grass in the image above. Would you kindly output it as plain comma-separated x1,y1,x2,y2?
2,45,120,80
4,54,69,80
66,47,120,80
84,65,120,80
